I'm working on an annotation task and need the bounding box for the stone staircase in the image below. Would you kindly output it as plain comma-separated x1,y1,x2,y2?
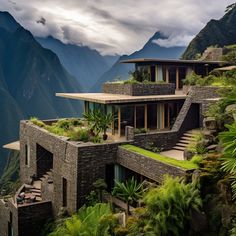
173,130,198,151
40,169,53,184
26,169,53,202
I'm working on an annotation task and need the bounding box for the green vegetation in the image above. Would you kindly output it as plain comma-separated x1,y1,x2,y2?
182,4,236,59
122,144,198,170
133,128,148,134
112,177,145,214
219,122,236,199
83,110,113,141
49,203,117,236
30,117,93,142
143,176,202,236
30,115,113,143
187,132,208,155
0,151,20,196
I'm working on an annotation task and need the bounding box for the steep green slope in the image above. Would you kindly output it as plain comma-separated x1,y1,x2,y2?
0,151,20,195
182,6,236,59
0,11,82,176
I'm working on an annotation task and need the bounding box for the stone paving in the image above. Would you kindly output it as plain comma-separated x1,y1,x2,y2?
161,150,184,161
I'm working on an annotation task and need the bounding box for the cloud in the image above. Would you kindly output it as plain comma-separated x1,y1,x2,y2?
0,0,235,55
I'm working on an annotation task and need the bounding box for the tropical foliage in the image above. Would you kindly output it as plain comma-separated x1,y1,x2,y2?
112,177,145,214
83,109,113,140
143,176,202,236
49,203,117,236
219,122,236,199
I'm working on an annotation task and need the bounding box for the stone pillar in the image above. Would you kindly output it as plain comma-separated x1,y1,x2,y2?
176,67,179,90
166,67,169,83
125,126,134,141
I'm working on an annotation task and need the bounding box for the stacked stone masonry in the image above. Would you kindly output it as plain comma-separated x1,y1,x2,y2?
103,83,175,96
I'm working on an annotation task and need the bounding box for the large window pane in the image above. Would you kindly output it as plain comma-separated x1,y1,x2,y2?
121,105,134,135
147,104,157,130
136,105,145,129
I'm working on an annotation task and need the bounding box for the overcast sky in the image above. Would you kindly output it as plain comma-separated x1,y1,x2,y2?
0,0,235,55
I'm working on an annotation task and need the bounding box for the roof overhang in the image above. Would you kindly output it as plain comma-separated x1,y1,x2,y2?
120,58,229,65
56,93,186,104
3,141,20,151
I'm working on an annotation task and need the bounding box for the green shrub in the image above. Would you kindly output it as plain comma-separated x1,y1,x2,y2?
190,155,203,166
195,143,208,155
134,128,148,134
68,128,90,142
144,176,202,236
91,136,102,143
183,72,202,86
30,117,46,128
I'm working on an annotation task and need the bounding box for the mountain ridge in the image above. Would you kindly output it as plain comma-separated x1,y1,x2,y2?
182,6,236,59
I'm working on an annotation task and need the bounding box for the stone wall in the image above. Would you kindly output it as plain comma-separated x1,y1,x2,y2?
76,141,129,207
172,86,220,135
133,131,178,151
18,201,52,236
20,121,79,215
117,147,189,183
103,83,175,96
20,121,131,211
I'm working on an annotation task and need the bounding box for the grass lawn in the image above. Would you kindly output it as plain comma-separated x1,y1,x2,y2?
122,144,198,170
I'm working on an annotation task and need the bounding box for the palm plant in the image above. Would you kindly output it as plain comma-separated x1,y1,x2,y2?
112,177,145,214
99,113,113,140
219,122,236,199
49,203,117,236
144,176,202,236
83,110,113,140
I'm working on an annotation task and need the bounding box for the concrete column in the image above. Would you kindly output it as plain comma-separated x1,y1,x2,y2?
145,104,148,129
166,67,169,83
118,106,121,137
176,67,179,90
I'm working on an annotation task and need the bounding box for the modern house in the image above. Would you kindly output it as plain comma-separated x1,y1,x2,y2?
0,58,228,236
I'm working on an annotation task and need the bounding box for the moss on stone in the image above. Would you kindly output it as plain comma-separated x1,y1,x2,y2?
122,144,198,170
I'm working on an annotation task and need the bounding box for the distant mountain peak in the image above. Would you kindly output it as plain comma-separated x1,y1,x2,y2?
182,6,236,59
0,11,20,32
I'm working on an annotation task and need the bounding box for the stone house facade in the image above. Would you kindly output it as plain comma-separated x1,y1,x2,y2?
0,57,226,236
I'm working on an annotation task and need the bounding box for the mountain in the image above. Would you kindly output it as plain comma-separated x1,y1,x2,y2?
36,36,117,91
92,32,186,91
0,11,82,175
182,5,236,59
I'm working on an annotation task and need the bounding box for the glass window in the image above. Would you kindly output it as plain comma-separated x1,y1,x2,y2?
147,104,157,130
136,105,145,129
121,105,135,135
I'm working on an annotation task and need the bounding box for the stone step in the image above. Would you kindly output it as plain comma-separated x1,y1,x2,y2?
173,146,185,151
182,135,196,141
31,192,41,197
179,138,193,144
46,171,52,176
33,181,41,190
35,196,42,201
30,189,41,193
175,142,188,147
183,133,195,138
40,177,46,182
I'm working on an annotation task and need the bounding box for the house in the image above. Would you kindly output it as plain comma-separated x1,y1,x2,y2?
0,58,228,236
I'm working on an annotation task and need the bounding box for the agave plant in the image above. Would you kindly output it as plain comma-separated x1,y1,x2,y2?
112,177,145,214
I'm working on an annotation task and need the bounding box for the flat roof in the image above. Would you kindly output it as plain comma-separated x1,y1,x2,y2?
56,93,186,104
120,58,228,65
3,141,20,151
213,65,236,71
